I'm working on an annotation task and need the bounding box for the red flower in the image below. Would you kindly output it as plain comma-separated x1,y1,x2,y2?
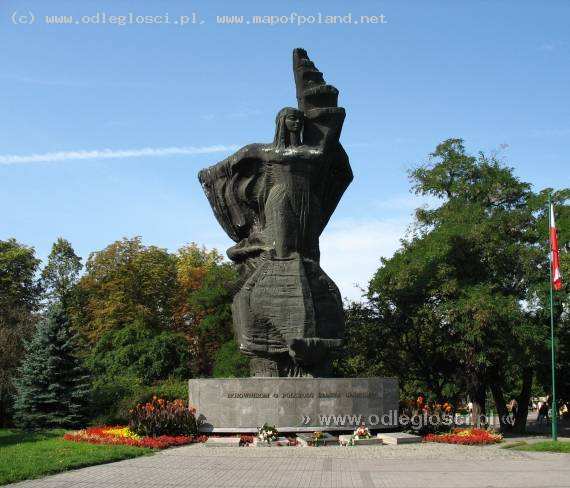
423,428,502,445
63,426,206,449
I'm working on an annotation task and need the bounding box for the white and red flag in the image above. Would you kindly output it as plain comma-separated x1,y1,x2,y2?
550,203,563,291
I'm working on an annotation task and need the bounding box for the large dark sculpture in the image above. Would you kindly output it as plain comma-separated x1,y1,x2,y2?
198,49,352,377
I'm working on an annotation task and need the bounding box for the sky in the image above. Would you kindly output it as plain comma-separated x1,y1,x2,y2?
1,0,569,300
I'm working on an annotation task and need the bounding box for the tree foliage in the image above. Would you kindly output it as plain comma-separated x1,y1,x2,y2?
180,248,237,377
73,237,178,342
87,321,190,383
41,237,82,305
0,239,41,426
65,237,237,419
0,238,41,322
212,340,250,378
339,139,569,430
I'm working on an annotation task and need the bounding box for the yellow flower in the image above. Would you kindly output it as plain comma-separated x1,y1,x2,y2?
103,426,141,440
455,429,472,437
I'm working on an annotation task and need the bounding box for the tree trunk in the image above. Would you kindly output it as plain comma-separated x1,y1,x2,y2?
514,367,533,434
490,382,511,432
470,383,487,427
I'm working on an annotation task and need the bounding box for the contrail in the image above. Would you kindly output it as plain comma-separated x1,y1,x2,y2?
0,145,239,165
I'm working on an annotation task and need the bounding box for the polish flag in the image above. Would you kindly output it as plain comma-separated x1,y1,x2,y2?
550,204,563,291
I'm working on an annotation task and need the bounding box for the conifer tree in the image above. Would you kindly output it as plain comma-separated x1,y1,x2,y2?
14,303,90,429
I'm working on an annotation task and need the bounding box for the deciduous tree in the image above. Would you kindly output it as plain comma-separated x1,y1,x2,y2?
340,139,568,432
0,239,41,426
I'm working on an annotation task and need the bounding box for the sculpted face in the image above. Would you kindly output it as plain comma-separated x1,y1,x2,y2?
285,113,303,133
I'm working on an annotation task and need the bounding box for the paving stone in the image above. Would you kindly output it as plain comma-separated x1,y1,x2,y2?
5,442,570,488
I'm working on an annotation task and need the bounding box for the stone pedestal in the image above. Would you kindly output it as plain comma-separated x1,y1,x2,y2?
188,377,398,433
377,432,422,444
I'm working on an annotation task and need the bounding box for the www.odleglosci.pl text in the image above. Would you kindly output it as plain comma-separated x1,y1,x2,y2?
38,12,387,27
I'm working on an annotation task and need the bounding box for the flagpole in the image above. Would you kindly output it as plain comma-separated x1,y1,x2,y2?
548,194,558,442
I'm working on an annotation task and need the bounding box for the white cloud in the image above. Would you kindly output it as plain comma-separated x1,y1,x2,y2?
0,145,239,165
320,217,410,301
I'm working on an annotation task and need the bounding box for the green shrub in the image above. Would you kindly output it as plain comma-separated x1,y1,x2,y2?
128,397,197,437
87,322,191,383
212,340,250,378
126,378,188,405
90,375,142,425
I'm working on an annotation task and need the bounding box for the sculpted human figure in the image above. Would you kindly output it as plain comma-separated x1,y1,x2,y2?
199,49,352,377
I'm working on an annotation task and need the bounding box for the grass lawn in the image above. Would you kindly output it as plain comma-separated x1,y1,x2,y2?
0,429,152,486
503,440,570,453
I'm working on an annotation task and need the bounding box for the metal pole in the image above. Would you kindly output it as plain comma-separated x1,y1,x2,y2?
548,194,558,442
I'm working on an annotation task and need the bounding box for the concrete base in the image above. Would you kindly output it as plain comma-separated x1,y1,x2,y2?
253,436,292,447
204,437,241,447
377,432,422,444
188,377,398,433
338,435,383,446
296,432,338,446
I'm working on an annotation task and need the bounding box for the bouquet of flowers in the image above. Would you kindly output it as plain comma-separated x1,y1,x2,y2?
354,425,372,439
348,424,372,446
312,431,325,446
257,423,279,444
239,434,254,447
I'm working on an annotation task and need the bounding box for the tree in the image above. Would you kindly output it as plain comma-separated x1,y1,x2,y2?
70,238,237,419
41,238,82,305
340,139,568,431
72,239,237,373
73,237,178,343
401,139,568,429
13,304,90,429
171,243,238,376
0,239,41,426
0,238,41,322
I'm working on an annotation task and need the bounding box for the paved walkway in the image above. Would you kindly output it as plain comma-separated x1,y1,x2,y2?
7,443,570,488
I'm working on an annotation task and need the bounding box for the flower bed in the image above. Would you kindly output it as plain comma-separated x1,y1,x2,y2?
63,426,206,449
424,428,502,445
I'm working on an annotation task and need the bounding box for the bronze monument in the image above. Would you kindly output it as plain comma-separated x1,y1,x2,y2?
199,48,352,377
